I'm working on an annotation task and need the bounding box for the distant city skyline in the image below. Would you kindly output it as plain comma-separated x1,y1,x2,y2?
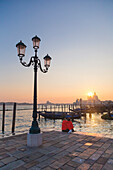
0,0,113,103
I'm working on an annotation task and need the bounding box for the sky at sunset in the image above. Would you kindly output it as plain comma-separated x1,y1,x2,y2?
0,0,113,103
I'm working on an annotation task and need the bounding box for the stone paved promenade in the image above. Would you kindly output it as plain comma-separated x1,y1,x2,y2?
0,130,113,170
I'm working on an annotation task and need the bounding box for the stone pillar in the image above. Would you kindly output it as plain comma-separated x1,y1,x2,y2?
27,133,42,147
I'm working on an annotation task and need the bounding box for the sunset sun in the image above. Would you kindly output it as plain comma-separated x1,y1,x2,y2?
88,92,93,97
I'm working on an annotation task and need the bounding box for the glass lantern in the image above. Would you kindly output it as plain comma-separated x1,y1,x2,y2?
43,54,52,68
16,41,26,57
32,35,41,49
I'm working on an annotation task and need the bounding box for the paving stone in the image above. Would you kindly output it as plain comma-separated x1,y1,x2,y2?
108,146,113,151
68,151,80,158
75,143,83,147
76,147,86,152
0,151,7,156
0,149,7,154
36,158,55,168
58,156,71,163
95,150,104,155
0,161,4,168
107,158,113,164
0,154,9,160
79,153,90,159
93,142,104,147
61,144,71,150
110,153,113,159
84,142,93,146
36,155,49,163
61,164,75,170
84,159,95,165
76,163,91,170
66,146,79,153
101,153,111,158
10,150,22,156
41,143,52,148
80,145,89,149
53,151,69,159
49,160,64,169
54,143,64,148
102,162,113,170
1,160,25,170
18,148,27,152
67,160,80,168
105,149,113,154
24,160,38,169
102,143,111,149
89,146,100,150
107,140,113,144
83,148,96,155
72,157,85,164
42,167,54,170
45,146,58,152
14,166,27,170
90,163,103,170
99,138,109,143
13,152,27,159
1,156,17,164
98,147,107,152
36,149,50,155
80,141,88,145
51,148,64,155
96,157,108,164
90,153,101,161
22,152,44,163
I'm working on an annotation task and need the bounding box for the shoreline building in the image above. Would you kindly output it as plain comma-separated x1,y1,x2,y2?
87,92,101,105
75,92,101,106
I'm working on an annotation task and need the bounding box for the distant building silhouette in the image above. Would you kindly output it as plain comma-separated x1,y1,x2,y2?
75,92,101,106
46,101,53,105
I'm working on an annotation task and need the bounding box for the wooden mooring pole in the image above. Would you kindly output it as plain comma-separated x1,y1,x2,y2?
38,113,40,121
38,105,40,121
2,103,5,134
12,102,16,134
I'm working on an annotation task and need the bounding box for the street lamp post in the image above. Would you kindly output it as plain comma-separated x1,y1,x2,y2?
16,36,51,146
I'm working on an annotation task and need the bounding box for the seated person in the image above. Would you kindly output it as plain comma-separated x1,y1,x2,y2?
62,116,74,133
62,118,69,132
67,117,74,133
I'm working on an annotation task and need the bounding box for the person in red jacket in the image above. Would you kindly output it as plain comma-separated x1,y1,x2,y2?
67,117,74,133
62,117,74,133
62,118,69,132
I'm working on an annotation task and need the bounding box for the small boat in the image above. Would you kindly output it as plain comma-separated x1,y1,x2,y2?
69,108,87,116
37,111,81,119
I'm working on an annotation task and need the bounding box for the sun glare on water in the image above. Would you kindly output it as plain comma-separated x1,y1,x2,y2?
88,92,93,97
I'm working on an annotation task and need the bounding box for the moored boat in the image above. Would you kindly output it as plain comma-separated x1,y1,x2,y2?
37,111,81,119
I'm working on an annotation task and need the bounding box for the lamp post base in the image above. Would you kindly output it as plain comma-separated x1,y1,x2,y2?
29,120,40,134
27,133,42,147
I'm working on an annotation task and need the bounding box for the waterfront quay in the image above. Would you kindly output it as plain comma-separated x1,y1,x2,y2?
0,130,113,170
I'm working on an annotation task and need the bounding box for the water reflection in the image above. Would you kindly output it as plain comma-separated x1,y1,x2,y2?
0,105,113,138
73,113,113,138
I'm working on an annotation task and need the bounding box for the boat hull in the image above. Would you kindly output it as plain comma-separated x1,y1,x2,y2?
37,111,81,120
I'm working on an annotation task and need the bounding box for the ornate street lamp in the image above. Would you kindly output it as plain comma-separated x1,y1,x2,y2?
16,36,51,145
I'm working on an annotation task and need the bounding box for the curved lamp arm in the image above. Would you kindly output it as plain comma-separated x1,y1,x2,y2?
38,59,48,73
20,57,34,67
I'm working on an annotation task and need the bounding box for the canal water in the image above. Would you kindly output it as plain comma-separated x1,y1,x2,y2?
0,104,113,138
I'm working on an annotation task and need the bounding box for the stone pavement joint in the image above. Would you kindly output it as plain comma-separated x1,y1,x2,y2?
0,130,113,169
